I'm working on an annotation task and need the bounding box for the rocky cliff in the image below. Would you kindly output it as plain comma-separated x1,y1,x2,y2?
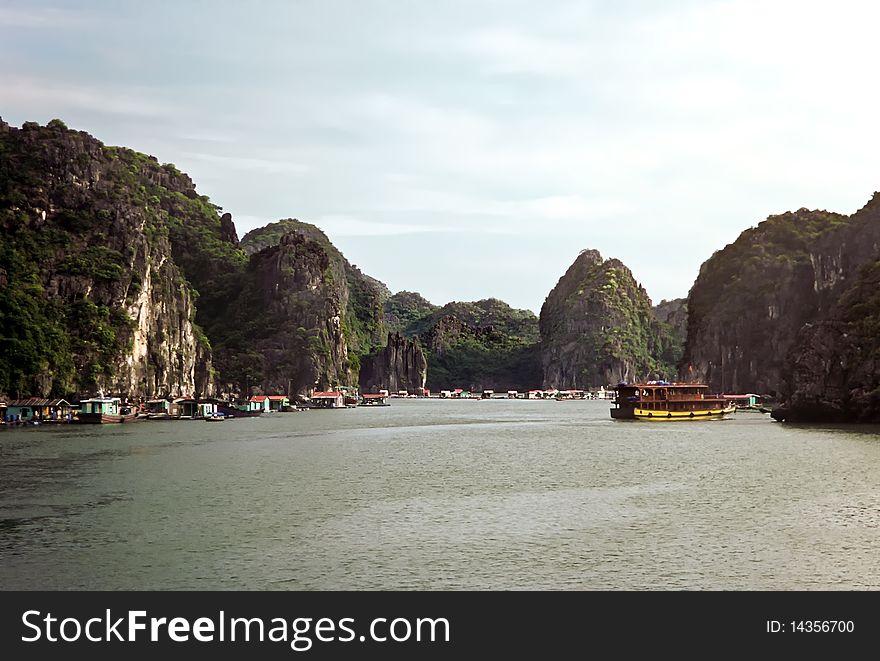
763,196,880,421
233,218,398,393
0,118,220,399
539,249,677,388
211,231,356,393
359,332,427,393
652,298,688,375
780,260,880,421
681,203,876,396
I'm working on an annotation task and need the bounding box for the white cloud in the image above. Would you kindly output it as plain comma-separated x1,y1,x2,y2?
180,151,312,176
6,0,880,307
463,26,594,76
313,215,449,237
0,6,92,28
0,75,173,118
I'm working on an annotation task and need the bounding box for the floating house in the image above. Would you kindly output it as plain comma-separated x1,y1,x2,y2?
593,386,614,400
310,391,345,409
5,398,74,422
248,395,270,412
174,398,198,419
359,393,389,406
146,399,172,415
722,393,763,409
197,401,217,418
481,390,495,399
266,395,290,411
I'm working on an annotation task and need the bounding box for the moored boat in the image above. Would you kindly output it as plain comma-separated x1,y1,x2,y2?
75,397,139,423
610,382,735,420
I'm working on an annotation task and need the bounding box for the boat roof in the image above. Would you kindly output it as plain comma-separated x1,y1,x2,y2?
312,391,342,397
362,394,386,399
79,397,121,403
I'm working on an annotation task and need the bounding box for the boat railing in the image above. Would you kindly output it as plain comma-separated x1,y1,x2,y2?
622,394,727,402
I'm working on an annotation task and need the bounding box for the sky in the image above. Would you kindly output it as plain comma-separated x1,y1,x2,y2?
2,0,880,313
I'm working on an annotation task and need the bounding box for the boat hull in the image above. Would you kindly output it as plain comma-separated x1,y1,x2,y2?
611,405,736,420
75,412,139,424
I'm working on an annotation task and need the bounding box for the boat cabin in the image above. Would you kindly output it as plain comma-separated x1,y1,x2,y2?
79,398,121,416
360,393,388,406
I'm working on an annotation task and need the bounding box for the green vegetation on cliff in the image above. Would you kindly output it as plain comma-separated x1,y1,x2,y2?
682,207,853,394
234,218,390,391
541,249,677,388
0,119,226,397
384,296,542,391
384,291,438,335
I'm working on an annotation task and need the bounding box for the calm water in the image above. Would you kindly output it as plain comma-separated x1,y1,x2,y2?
1,399,879,590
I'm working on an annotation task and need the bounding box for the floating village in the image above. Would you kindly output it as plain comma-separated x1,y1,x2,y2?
1,384,766,426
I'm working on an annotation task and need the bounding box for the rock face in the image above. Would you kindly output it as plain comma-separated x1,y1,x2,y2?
540,249,677,389
359,332,427,393
782,255,880,421
230,219,389,393
214,231,355,393
0,119,218,399
653,298,688,345
681,201,880,398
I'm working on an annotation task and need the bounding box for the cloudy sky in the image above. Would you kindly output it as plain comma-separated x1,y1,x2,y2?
2,1,879,312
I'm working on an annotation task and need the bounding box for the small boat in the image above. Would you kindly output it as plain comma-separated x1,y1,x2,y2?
610,382,735,420
204,413,225,422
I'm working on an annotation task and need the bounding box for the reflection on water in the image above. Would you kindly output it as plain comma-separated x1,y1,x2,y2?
1,400,879,590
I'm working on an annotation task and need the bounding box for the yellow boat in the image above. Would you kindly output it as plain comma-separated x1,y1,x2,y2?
610,382,736,420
